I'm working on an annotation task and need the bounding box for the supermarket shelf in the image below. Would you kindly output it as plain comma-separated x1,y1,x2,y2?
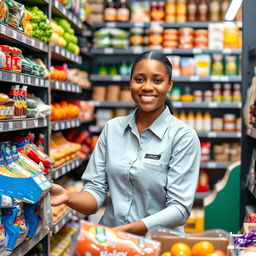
0,23,49,53
91,48,241,55
91,21,242,29
197,131,241,138
173,102,242,109
246,126,256,139
51,118,80,131
0,70,49,88
6,227,49,256
51,80,81,93
51,209,75,234
200,161,233,169
51,157,82,179
92,101,135,108
90,75,242,83
195,192,211,200
51,45,82,65
52,0,82,31
0,118,48,132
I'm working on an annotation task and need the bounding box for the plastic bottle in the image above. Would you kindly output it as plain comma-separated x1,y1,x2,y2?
209,0,220,21
176,0,187,22
117,0,130,22
195,111,203,131
104,0,117,22
36,134,45,152
187,0,197,22
232,83,242,102
198,0,208,22
179,111,187,123
213,83,222,102
223,83,232,102
165,0,176,22
221,0,230,21
187,111,195,128
203,112,212,131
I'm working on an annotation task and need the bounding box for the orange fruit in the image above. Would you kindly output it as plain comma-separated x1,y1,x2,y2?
206,250,226,256
161,252,171,256
192,241,214,256
171,242,192,256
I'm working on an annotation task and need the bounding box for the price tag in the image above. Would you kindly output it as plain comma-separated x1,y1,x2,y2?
66,121,71,129
151,22,161,26
1,25,7,35
34,119,38,127
43,119,47,126
190,76,199,81
0,71,2,80
75,160,79,166
112,75,121,81
8,122,13,130
208,131,217,138
61,48,65,56
223,49,232,54
74,16,78,24
207,162,217,168
237,102,242,108
55,122,60,130
173,102,182,108
11,73,16,82
61,122,65,130
134,22,144,28
67,51,71,59
35,78,39,85
236,132,241,138
62,165,66,175
210,76,220,81
0,122,3,131
27,76,31,84
31,39,35,47
221,76,229,82
39,42,44,50
71,120,75,127
22,34,26,43
12,30,17,39
76,86,80,93
192,49,202,54
133,48,143,54
40,79,44,87
107,22,116,28
67,84,71,91
61,83,65,90
104,48,114,54
71,162,75,169
20,75,24,84
55,81,60,89
22,120,26,129
208,102,218,108
71,85,76,92
67,164,71,172
163,49,172,54
63,7,67,15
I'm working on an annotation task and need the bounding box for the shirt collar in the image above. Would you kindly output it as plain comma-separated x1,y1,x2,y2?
123,107,172,140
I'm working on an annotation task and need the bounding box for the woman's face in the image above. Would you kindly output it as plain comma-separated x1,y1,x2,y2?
130,59,173,113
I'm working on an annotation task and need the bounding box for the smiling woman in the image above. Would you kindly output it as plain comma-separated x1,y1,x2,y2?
49,51,201,236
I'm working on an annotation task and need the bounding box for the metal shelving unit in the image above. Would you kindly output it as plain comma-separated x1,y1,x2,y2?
51,80,81,93
90,74,242,83
200,162,233,169
51,209,75,234
51,118,81,131
197,131,241,139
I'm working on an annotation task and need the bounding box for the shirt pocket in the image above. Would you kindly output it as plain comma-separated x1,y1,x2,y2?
135,161,168,195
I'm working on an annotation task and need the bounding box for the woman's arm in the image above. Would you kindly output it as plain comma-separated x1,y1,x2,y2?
50,183,98,214
112,220,147,236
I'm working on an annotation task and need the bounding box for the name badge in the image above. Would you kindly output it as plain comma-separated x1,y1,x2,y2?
145,154,161,160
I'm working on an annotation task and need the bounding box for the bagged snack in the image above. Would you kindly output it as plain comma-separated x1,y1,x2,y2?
76,221,161,256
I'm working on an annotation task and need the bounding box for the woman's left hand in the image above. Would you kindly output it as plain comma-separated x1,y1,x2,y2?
112,221,147,235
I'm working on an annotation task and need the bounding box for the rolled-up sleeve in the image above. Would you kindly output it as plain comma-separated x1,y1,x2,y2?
81,124,109,210
141,129,201,230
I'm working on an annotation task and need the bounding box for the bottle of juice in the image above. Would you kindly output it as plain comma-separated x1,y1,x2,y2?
176,0,186,22
165,0,176,22
104,0,117,22
187,0,197,22
198,0,208,21
117,0,130,22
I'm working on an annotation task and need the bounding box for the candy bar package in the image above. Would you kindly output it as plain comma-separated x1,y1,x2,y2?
75,221,161,256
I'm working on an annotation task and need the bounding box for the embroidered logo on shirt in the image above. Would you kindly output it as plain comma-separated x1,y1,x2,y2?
145,154,161,160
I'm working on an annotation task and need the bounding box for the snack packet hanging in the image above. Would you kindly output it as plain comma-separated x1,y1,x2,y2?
76,221,160,256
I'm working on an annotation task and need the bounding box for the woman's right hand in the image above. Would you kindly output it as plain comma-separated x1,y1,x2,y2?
50,183,69,206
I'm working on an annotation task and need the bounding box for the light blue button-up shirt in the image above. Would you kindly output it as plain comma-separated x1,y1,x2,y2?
82,107,201,231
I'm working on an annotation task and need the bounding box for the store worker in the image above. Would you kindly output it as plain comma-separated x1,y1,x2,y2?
50,51,201,235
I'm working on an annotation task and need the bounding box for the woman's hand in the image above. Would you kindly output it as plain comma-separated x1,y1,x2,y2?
50,183,69,206
112,220,147,236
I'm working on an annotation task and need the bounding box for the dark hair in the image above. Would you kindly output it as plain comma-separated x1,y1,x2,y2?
130,51,173,82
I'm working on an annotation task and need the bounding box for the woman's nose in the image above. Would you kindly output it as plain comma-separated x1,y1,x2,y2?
141,81,153,91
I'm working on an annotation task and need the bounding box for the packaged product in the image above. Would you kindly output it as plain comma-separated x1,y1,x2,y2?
211,55,224,75
180,58,194,76
130,0,150,22
225,55,238,76
208,24,224,50
0,210,8,254
76,221,161,256
0,0,9,23
0,50,6,69
167,55,180,77
2,203,28,250
6,0,25,29
195,55,211,77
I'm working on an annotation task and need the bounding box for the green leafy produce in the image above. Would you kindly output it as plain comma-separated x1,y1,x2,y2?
26,6,52,43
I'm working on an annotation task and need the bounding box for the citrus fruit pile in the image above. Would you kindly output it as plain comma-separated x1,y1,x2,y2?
161,241,227,256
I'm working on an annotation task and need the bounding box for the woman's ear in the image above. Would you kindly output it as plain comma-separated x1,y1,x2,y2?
168,79,174,91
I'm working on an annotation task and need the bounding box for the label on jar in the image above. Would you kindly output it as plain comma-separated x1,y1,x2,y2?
117,8,129,21
104,8,116,22
224,122,235,131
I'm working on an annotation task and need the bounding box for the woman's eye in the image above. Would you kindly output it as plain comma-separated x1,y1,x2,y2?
135,77,144,83
154,79,163,84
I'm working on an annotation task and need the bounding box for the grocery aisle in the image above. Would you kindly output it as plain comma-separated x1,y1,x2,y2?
1,0,256,255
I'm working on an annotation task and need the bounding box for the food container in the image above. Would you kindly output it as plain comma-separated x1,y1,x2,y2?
0,45,12,70
10,47,22,72
130,28,144,48
212,118,223,131
149,26,163,49
204,90,213,102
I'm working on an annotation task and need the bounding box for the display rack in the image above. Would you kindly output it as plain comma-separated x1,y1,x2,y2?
51,209,75,234
240,0,256,226
51,80,81,93
51,118,81,131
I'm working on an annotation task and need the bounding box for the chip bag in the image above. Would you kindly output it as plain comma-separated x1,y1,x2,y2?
76,221,161,256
